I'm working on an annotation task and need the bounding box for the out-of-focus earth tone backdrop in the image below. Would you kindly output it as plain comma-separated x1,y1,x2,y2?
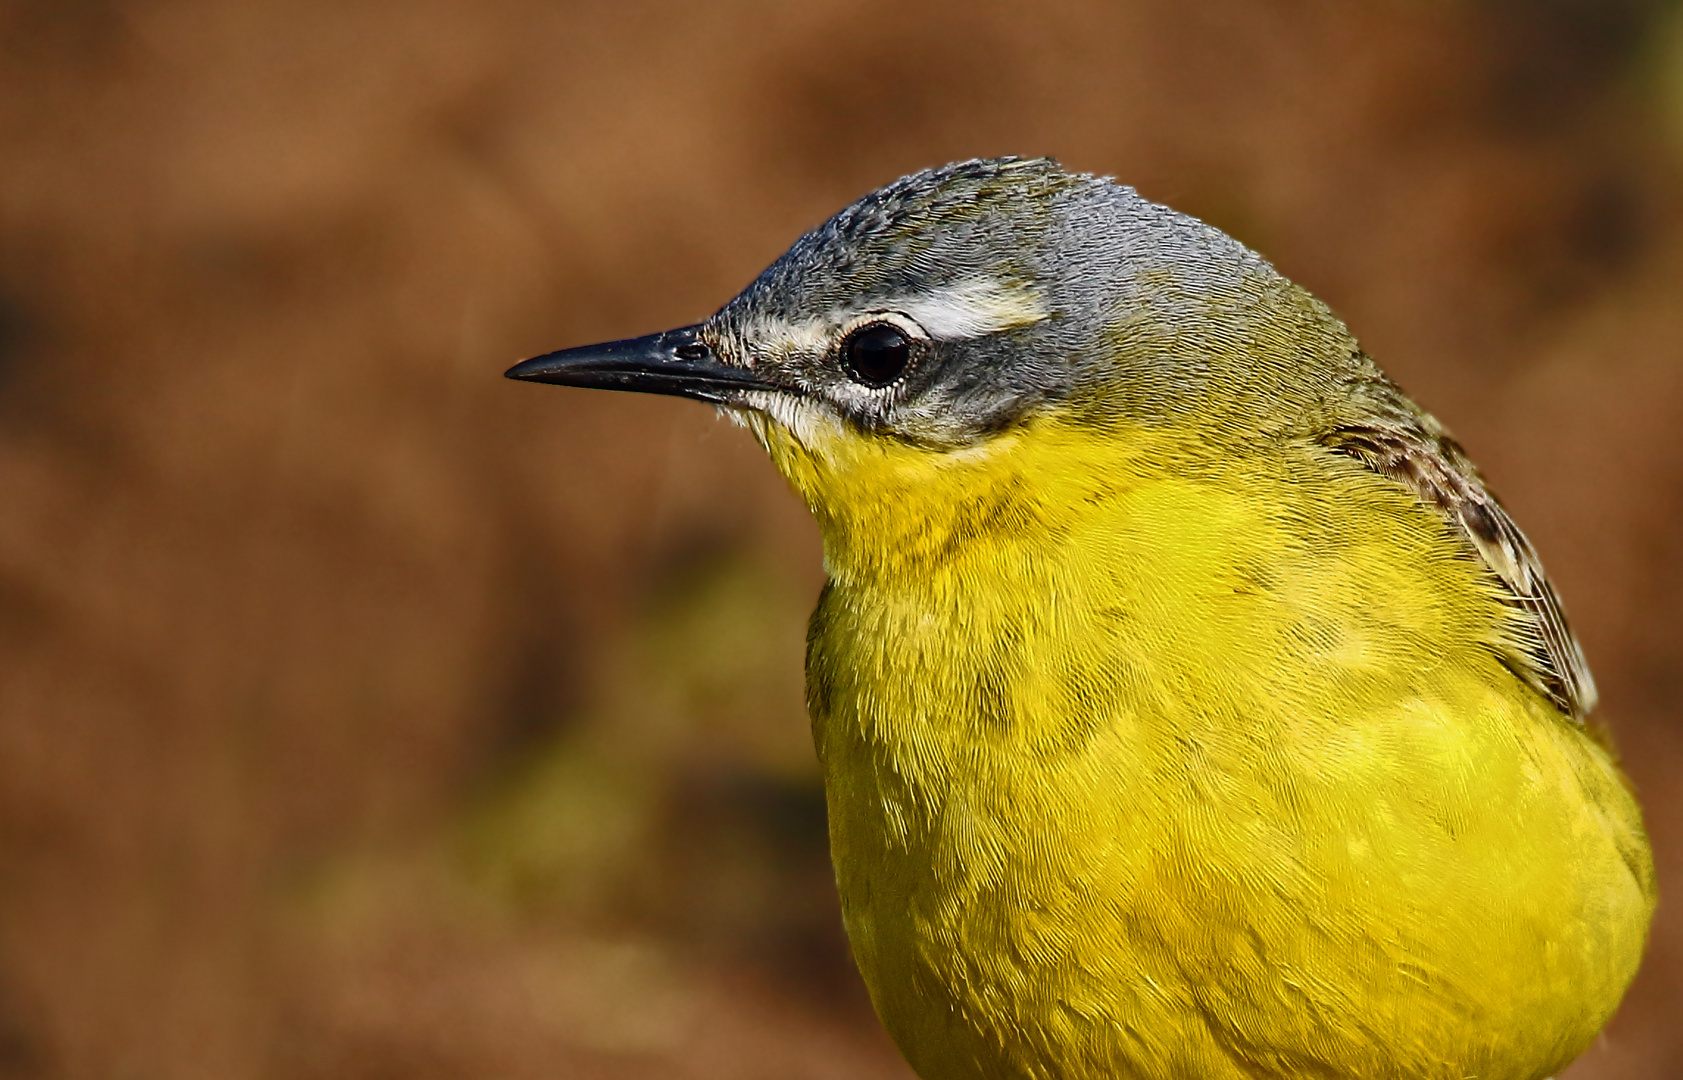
2,1,1682,1077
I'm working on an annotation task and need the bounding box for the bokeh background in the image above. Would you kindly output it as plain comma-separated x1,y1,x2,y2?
1,0,1681,1076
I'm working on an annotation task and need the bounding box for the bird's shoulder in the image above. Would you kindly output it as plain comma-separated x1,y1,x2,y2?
1315,367,1596,721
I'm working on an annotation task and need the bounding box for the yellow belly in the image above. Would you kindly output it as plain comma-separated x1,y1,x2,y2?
797,423,1654,1080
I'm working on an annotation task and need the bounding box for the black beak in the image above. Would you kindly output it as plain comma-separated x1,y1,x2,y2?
504,325,771,405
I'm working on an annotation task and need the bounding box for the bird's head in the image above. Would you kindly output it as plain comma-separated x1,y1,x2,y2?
510,158,1362,542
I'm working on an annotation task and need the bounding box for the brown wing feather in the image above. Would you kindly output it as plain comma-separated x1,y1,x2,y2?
1319,373,1596,721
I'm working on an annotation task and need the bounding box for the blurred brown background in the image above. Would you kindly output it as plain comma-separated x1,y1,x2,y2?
0,0,1680,1077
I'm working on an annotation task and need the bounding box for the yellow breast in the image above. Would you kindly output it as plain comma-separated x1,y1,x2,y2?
770,413,1654,1080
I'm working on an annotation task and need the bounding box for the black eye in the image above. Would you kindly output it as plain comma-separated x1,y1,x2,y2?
841,323,911,387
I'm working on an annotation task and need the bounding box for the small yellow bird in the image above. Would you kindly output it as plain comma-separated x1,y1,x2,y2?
509,158,1654,1080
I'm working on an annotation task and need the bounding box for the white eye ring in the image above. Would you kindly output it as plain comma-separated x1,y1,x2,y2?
833,311,927,393
835,310,929,345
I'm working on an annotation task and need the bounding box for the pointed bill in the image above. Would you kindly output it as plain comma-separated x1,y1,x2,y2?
505,325,773,404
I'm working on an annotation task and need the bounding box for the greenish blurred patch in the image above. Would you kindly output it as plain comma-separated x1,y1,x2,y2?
1647,2,1683,150
462,552,834,967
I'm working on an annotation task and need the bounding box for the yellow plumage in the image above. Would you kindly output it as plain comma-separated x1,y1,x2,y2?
509,157,1656,1080
768,412,1651,1079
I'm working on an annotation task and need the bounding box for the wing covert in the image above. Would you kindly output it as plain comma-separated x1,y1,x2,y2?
1319,376,1596,721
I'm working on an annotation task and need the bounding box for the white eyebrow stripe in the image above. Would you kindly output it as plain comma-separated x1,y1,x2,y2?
891,277,1048,340
743,316,832,359
740,276,1048,359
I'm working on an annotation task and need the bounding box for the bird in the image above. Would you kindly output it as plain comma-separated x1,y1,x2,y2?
506,157,1655,1080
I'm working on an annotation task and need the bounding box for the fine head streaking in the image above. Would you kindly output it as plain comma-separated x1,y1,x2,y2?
512,157,1592,719
509,158,1652,1080
518,158,1355,442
